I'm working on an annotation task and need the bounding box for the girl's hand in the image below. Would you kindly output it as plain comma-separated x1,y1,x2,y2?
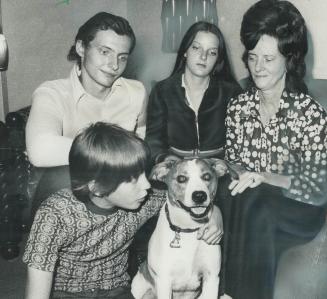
197,206,223,245
228,171,264,196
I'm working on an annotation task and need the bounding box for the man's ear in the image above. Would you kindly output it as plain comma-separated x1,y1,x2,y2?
75,40,85,59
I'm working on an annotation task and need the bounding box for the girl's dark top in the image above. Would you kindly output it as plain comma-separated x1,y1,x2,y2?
145,72,242,163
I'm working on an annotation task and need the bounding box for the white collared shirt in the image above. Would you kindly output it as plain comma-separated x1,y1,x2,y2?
26,65,147,167
181,74,209,115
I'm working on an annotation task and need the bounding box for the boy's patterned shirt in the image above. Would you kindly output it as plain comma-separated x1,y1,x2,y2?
23,188,166,292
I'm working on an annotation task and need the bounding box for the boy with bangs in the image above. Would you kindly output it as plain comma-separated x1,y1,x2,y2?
23,122,223,299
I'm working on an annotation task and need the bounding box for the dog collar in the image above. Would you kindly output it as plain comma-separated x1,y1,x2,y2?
165,204,199,248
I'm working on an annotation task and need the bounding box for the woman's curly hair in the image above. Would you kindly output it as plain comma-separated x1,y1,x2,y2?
241,0,308,93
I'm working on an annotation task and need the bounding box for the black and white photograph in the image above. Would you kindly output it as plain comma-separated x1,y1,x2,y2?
0,0,327,298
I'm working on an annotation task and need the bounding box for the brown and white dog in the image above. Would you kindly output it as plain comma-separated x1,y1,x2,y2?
131,157,227,299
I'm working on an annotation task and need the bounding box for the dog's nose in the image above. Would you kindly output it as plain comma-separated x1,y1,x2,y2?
192,191,207,204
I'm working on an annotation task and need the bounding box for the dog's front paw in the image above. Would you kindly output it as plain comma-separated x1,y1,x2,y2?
140,289,156,299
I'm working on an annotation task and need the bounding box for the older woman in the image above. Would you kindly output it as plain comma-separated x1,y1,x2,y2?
218,1,327,299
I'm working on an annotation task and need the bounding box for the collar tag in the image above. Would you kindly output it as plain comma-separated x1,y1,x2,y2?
165,204,200,248
170,231,181,248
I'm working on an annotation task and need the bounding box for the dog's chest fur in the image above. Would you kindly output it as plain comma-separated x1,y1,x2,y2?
147,205,219,291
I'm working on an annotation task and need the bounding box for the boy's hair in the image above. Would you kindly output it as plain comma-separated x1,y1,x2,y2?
69,122,150,201
67,12,136,68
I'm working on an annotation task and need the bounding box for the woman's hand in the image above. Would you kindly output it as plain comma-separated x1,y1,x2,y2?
228,171,292,196
228,171,265,196
197,206,223,245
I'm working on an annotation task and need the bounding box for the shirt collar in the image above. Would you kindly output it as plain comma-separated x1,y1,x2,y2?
245,88,291,120
70,64,86,105
70,64,124,105
181,74,186,88
181,73,210,90
181,73,210,110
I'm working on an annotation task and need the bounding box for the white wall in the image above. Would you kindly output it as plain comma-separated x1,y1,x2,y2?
218,0,327,81
1,0,326,122
291,0,327,79
1,0,127,114
217,0,254,81
125,0,175,93
0,73,4,120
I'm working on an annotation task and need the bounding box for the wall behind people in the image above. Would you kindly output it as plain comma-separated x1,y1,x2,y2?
218,0,327,108
218,0,327,80
125,0,327,100
0,73,4,120
1,0,127,114
125,0,176,91
0,0,326,118
1,0,171,116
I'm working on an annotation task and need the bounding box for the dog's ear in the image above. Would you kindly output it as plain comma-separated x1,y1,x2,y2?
149,158,179,182
205,158,228,177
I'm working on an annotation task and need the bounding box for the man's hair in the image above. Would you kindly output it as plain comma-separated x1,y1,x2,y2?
171,21,237,84
241,0,308,93
67,12,136,67
69,122,149,201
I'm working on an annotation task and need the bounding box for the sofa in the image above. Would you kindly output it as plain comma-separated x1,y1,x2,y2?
0,107,31,260
2,77,326,264
1,106,154,272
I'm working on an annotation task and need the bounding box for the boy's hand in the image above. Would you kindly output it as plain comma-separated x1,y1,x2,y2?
197,206,223,245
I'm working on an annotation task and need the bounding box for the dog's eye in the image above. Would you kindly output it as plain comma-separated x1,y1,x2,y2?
176,175,188,183
202,173,212,181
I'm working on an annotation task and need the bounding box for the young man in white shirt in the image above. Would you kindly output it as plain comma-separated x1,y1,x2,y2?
26,12,147,168
25,12,147,217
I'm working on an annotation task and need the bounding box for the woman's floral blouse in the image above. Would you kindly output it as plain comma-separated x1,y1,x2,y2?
225,88,327,206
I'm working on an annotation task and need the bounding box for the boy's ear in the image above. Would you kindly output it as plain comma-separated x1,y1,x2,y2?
87,180,98,194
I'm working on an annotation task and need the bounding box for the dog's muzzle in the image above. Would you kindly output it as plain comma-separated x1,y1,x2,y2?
177,200,213,220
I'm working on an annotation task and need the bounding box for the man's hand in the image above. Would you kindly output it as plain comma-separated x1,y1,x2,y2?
197,206,223,245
